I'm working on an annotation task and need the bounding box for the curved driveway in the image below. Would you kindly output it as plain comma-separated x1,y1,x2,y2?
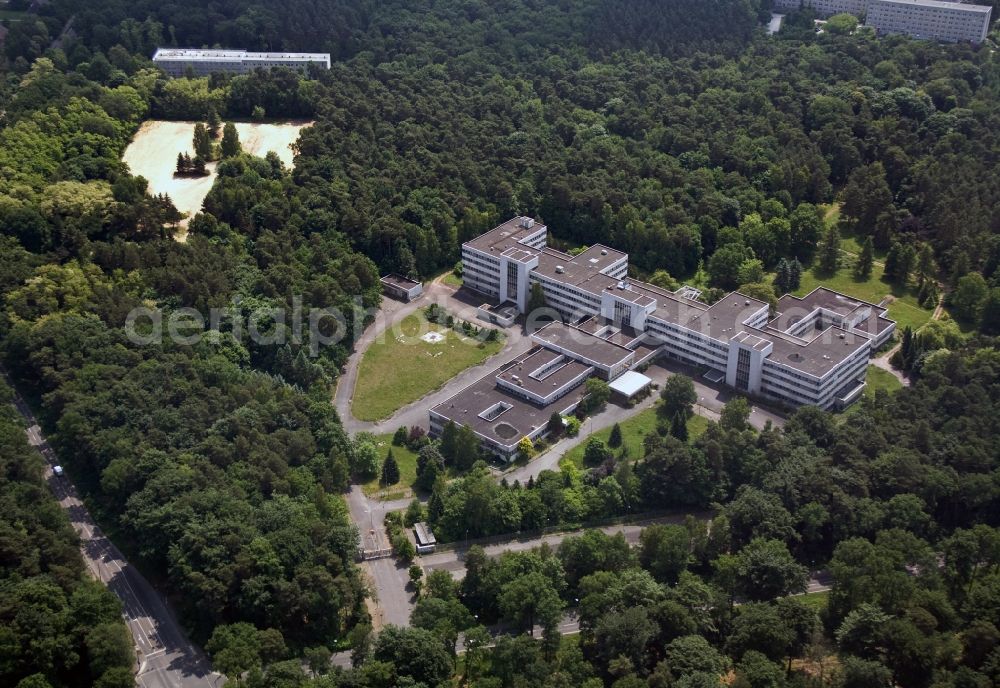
333,279,533,435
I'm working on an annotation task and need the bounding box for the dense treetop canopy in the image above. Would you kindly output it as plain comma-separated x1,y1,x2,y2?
1,0,999,685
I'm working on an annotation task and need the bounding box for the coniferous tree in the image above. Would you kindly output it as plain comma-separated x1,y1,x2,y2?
789,258,803,291
949,253,971,286
818,225,840,274
453,424,480,471
547,412,563,436
207,107,221,138
221,122,241,158
899,326,915,369
176,151,187,174
608,423,623,448
439,420,458,464
393,427,408,446
894,244,917,285
855,236,874,280
527,282,547,315
916,243,936,286
192,155,207,175
193,122,212,159
670,412,688,442
427,485,444,523
884,242,902,283
381,449,400,486
774,258,791,294
980,288,1000,335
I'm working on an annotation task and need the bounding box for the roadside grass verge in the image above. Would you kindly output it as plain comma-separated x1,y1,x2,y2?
561,405,710,469
361,433,420,496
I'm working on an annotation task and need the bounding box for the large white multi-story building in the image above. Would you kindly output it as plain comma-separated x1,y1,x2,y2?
437,217,895,459
773,0,868,15
152,48,331,77
867,0,992,42
773,0,992,42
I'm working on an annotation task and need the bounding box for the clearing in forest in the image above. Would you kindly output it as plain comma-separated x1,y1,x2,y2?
121,120,311,238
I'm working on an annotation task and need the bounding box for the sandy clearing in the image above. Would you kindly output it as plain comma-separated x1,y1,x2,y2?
121,120,312,239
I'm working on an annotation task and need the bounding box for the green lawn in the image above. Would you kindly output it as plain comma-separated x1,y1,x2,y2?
442,273,463,289
796,590,830,612
819,201,841,229
792,260,933,332
352,311,505,421
839,234,863,255
361,433,420,496
863,365,902,400
561,405,710,469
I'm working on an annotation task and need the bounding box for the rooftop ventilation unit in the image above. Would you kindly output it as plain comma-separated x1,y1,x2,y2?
555,265,564,273
618,281,627,290
520,217,535,229
745,300,751,306
601,249,608,255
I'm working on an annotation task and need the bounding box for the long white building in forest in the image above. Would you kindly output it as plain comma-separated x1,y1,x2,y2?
773,0,992,43
152,48,331,77
435,217,896,459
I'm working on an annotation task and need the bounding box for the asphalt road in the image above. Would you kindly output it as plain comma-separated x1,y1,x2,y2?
346,486,418,628
419,512,709,580
5,374,222,688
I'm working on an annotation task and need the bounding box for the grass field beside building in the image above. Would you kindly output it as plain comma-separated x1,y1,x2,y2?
863,365,903,400
561,406,710,469
792,260,933,332
360,434,420,497
352,311,505,422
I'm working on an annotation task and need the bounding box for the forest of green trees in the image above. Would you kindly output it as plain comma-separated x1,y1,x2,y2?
1,0,999,686
0,380,135,688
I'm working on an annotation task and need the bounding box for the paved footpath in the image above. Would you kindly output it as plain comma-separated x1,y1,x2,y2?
3,370,222,688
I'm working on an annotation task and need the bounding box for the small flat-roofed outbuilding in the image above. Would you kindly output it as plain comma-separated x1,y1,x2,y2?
609,371,653,400
380,274,423,301
478,302,519,328
414,522,437,554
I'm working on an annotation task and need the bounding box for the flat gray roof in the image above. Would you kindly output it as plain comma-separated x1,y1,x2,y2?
757,324,871,377
496,348,592,399
431,347,587,449
531,322,636,369
461,218,897,379
463,216,546,254
679,293,768,342
872,0,992,12
380,273,421,289
153,48,331,62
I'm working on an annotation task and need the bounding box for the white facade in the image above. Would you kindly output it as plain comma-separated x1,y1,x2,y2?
772,0,868,16
460,218,896,411
152,48,332,77
773,0,993,42
867,0,992,43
